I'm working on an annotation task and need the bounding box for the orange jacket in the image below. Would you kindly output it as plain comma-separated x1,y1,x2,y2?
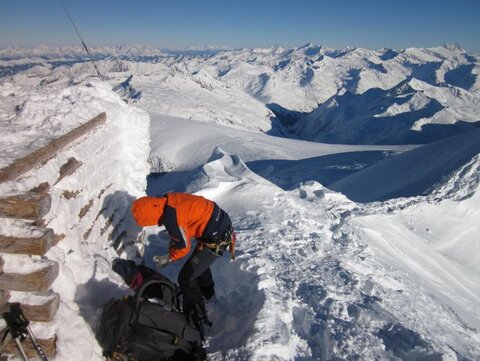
131,193,215,261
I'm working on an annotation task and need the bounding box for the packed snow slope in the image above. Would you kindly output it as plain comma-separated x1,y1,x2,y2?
330,126,480,202
142,112,480,360
1,43,479,144
145,114,408,195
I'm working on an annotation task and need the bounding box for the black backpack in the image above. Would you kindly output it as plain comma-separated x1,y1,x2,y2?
96,278,205,361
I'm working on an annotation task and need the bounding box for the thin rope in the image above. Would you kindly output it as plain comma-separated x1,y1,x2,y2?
58,0,105,80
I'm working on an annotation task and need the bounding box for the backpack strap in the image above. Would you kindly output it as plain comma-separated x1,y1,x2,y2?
133,279,178,311
135,324,194,354
173,335,196,354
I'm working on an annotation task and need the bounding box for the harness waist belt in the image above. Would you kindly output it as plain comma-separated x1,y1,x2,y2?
201,203,231,242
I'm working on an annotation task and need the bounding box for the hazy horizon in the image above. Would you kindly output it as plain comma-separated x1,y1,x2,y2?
1,0,479,52
0,42,476,54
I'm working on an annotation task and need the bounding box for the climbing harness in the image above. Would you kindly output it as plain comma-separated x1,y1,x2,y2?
107,351,132,361
201,225,236,260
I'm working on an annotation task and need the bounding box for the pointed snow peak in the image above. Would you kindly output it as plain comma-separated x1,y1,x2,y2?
298,42,315,49
379,48,400,61
386,78,417,97
442,43,464,52
270,44,288,54
112,75,142,102
386,77,434,97
407,77,435,92
325,47,356,59
294,43,323,56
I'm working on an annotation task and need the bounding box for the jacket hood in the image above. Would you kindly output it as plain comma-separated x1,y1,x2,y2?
131,196,166,227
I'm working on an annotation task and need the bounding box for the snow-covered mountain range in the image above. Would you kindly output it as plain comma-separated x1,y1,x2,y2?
0,44,479,360
2,43,477,144
0,44,166,60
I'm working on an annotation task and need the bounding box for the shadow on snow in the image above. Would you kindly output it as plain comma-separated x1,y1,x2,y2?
247,150,395,190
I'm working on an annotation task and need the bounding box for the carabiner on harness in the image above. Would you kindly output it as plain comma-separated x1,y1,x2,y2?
202,225,236,260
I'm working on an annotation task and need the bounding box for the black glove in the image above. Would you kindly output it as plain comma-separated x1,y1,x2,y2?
111,258,138,285
190,343,207,361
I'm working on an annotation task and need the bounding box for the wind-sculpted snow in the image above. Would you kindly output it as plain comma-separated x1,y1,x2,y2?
0,77,150,360
139,111,480,359
0,76,147,168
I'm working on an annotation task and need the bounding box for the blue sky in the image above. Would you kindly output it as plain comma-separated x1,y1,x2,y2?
1,0,479,52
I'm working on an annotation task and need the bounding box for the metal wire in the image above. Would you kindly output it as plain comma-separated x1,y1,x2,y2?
57,0,105,80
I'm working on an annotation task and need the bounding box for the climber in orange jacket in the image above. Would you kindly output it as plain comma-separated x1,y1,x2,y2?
131,192,236,336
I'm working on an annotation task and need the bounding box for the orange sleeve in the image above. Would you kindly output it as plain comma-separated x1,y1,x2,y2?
168,226,191,261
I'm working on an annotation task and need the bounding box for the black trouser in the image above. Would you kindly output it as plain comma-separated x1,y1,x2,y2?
179,206,231,317
178,246,218,316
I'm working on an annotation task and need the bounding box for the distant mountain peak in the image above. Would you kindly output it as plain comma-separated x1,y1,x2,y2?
163,44,233,51
0,44,166,60
295,43,323,56
442,43,464,51
387,78,418,96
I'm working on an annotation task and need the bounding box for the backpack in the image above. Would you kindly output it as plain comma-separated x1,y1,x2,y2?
95,278,205,361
